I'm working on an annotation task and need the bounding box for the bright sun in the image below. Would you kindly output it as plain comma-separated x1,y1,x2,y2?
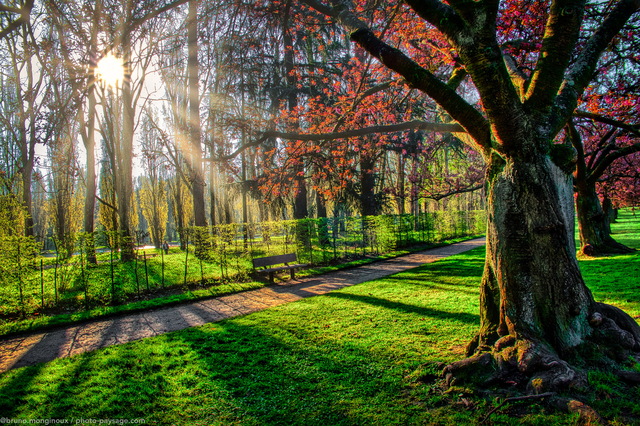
96,54,125,88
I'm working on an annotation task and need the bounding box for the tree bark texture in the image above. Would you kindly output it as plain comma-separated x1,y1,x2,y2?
445,150,640,392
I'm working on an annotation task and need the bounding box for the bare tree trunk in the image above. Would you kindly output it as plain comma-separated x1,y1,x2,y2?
119,34,135,262
359,153,379,216
188,0,206,227
83,89,98,263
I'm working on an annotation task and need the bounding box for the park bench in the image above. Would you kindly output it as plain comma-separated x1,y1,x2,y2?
252,253,307,284
136,252,158,260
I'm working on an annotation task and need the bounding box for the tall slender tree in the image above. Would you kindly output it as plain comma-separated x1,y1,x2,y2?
187,0,206,227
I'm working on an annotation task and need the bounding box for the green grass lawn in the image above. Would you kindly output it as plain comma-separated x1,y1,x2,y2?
0,210,638,425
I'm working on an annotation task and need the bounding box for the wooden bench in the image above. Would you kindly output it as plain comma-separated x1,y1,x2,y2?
136,252,158,260
252,253,307,284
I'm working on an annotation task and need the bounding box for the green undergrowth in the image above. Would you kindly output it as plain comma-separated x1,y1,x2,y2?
0,236,482,338
0,213,637,424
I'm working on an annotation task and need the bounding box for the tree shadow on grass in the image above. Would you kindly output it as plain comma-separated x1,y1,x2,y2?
580,252,640,316
411,256,485,282
0,314,174,420
379,275,481,296
163,319,435,425
324,292,479,325
0,297,472,425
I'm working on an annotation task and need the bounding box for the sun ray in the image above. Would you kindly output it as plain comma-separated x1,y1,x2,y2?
96,54,125,89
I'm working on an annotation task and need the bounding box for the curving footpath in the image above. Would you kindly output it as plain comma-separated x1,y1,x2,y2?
0,237,485,373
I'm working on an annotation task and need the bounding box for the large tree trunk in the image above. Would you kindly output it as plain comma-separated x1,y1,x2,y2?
446,153,640,392
314,0,640,400
575,181,633,256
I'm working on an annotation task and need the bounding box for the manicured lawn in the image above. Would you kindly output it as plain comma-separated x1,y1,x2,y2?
0,211,638,425
580,209,640,319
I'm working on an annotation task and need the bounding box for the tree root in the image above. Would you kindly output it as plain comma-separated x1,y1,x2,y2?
568,400,608,425
443,302,640,396
480,392,555,424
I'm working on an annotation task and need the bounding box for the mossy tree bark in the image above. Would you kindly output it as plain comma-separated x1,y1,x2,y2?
305,0,640,393
455,151,636,392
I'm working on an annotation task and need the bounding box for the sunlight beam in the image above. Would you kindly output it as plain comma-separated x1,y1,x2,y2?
96,54,125,89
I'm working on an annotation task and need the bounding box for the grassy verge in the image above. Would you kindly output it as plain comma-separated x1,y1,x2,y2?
579,208,640,320
0,212,637,424
0,235,483,338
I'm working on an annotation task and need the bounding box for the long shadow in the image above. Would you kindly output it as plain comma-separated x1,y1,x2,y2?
0,316,168,421
324,292,479,325
0,314,394,423
580,252,640,311
411,257,485,280
380,274,481,295
166,321,426,425
1,314,124,372
0,287,480,424
0,361,46,415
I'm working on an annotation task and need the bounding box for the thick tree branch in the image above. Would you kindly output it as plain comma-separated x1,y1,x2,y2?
349,28,491,154
590,139,640,183
403,0,466,43
525,0,586,108
0,4,22,14
211,120,465,161
447,65,468,89
574,110,640,137
552,0,640,133
0,0,33,40
300,0,491,155
503,54,529,100
407,1,522,151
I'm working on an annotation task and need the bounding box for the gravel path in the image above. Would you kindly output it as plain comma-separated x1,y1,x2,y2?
0,237,485,373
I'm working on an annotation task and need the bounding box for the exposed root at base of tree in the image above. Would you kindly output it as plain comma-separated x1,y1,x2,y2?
442,302,640,421
479,393,607,425
480,392,555,424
